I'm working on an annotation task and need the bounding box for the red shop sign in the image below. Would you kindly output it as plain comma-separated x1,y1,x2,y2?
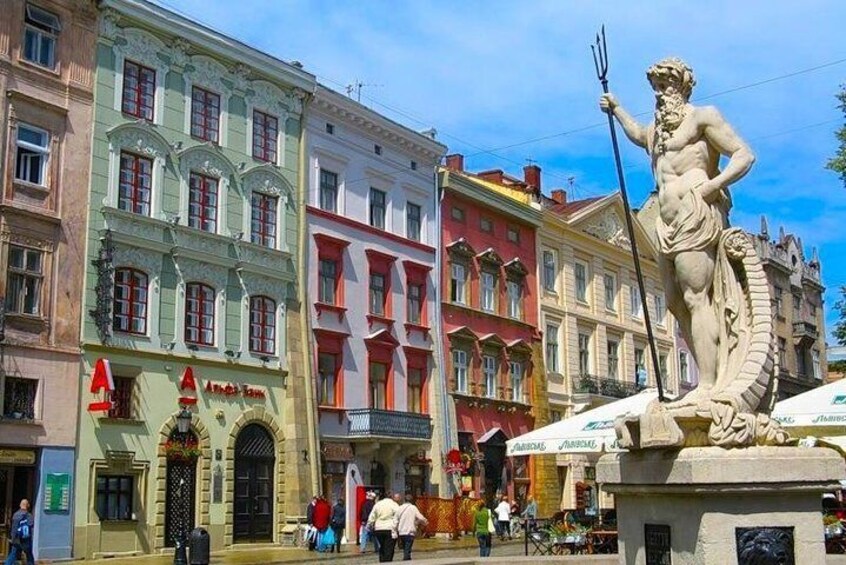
88,358,114,413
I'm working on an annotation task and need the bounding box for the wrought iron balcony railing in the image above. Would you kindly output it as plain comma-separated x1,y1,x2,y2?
792,321,818,345
347,408,432,441
574,374,642,399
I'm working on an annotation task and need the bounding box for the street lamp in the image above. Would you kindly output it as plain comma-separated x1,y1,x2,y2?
176,407,192,434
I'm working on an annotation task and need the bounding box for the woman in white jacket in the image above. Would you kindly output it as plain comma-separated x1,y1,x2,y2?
367,492,401,562
394,495,429,561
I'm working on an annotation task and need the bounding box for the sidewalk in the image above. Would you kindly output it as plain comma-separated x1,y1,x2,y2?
80,536,520,565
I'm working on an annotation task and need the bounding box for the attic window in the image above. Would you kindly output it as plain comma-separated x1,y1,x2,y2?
410,160,417,171
374,144,382,156
325,123,335,135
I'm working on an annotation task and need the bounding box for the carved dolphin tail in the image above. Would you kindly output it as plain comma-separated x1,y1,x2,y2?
707,229,787,447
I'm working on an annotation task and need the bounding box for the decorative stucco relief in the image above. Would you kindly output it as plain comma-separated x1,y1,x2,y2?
582,209,632,250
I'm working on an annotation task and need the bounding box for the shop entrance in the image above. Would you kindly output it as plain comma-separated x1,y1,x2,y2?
234,424,275,543
478,428,509,503
0,452,36,556
164,430,198,547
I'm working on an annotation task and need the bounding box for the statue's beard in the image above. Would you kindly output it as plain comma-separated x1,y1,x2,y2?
654,91,687,153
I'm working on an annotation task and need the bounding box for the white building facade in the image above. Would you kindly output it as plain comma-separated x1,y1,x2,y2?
305,85,447,533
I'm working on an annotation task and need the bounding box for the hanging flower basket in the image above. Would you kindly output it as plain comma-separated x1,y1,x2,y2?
164,438,201,462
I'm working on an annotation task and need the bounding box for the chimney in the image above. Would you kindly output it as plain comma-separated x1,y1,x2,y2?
551,189,567,204
523,164,541,192
445,154,464,172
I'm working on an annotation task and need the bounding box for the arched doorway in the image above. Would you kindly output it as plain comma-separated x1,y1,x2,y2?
234,423,275,542
164,429,198,547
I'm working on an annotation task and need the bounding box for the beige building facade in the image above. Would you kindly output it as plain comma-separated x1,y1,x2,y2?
0,0,98,559
539,190,677,513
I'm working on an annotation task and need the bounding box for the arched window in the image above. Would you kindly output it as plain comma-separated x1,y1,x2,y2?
185,283,215,345
249,295,276,355
113,268,148,334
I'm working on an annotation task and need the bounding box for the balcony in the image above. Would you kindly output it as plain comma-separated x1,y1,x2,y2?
573,374,642,400
792,321,818,346
347,409,432,442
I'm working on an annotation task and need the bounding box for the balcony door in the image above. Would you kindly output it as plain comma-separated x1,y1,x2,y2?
234,424,275,543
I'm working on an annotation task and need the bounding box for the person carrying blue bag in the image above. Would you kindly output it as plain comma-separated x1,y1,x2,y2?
317,525,336,552
4,499,35,565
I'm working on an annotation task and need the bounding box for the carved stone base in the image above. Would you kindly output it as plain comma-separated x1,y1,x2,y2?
597,447,844,565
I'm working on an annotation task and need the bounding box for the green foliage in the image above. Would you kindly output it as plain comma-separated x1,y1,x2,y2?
827,87,846,186
835,286,846,347
831,360,846,374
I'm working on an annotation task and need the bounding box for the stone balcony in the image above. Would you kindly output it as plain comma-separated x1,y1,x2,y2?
792,321,819,346
347,408,432,442
573,374,642,400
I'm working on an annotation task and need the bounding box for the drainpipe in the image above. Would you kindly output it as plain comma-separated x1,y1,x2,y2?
297,94,321,496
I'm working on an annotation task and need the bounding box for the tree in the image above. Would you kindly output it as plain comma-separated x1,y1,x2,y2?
827,87,846,186
834,285,846,347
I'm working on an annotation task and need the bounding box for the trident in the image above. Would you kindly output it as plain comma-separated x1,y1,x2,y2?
592,26,666,402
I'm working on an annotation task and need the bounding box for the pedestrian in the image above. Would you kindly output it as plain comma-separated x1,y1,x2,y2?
4,499,35,565
330,497,346,553
313,495,332,551
473,500,493,558
306,496,318,551
367,492,400,562
359,491,378,554
394,494,428,561
494,495,511,540
521,496,538,532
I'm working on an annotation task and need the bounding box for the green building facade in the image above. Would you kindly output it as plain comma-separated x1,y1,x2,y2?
74,0,318,557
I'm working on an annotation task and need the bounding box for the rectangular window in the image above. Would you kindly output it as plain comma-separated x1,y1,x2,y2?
318,353,337,406
546,324,559,373
113,268,148,334
191,86,220,143
578,333,590,376
369,188,386,229
451,206,465,222
319,169,338,213
679,351,689,383
453,349,468,393
369,272,386,316
407,283,423,325
655,294,666,326
251,109,278,163
507,225,520,243
95,476,133,521
410,160,417,171
15,124,49,185
483,355,497,399
796,346,807,376
793,294,802,318
480,217,493,233
369,361,387,410
635,347,646,387
607,340,619,380
188,173,218,232
575,262,588,303
249,296,276,355
810,303,817,317
406,203,421,241
510,361,523,402
408,368,423,413
542,250,556,291
778,337,787,371
184,283,215,346
450,263,466,305
658,353,668,386
604,273,617,311
481,271,496,313
5,245,43,315
774,286,784,316
3,377,38,420
108,377,134,419
506,279,522,319
631,286,643,319
374,144,382,156
325,123,335,135
118,152,152,216
318,259,338,305
250,192,277,248
23,4,59,69
122,60,155,121
812,350,821,380
551,410,562,422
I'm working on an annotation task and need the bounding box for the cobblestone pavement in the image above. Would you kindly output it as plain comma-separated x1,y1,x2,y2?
291,540,525,564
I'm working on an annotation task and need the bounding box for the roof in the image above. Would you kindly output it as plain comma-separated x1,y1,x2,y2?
542,195,604,216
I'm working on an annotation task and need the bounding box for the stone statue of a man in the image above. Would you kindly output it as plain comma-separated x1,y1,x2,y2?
600,58,754,394
598,58,785,448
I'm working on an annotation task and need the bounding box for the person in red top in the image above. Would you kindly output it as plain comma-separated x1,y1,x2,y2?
313,496,332,532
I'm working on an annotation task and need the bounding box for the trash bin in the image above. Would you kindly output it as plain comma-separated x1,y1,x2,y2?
189,527,210,565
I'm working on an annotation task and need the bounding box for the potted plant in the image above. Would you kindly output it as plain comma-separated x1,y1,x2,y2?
164,438,201,462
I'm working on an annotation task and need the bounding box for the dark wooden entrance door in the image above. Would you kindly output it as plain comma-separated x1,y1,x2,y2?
164,431,198,547
0,465,34,556
234,424,275,543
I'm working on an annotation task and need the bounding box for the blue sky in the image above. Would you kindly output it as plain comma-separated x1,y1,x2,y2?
156,0,846,343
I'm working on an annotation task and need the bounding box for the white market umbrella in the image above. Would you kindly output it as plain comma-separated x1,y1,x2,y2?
772,378,846,428
505,389,662,456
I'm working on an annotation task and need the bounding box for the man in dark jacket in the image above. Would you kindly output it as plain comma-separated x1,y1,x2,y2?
359,491,378,554
4,499,34,565
330,498,345,553
306,496,318,551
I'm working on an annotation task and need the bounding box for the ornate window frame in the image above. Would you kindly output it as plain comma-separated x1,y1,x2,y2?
178,146,238,236
172,257,228,355
105,123,170,219
241,165,291,253
183,55,231,147
245,80,290,167
238,273,288,368
110,245,163,349
111,28,168,125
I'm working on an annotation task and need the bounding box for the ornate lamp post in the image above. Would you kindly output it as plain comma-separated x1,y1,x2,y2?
176,407,192,434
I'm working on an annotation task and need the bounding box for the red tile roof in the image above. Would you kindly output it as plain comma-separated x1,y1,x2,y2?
542,195,604,217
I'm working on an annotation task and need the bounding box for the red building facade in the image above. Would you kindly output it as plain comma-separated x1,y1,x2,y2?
439,155,546,504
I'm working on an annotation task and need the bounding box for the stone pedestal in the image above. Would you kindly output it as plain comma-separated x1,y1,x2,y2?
597,447,844,565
